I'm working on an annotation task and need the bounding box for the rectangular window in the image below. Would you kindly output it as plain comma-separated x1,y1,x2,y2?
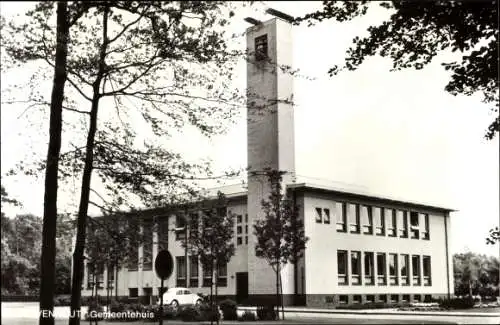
157,217,169,251
323,208,330,224
245,225,248,234
336,202,347,232
348,204,360,233
107,266,115,289
128,245,139,271
386,208,396,237
237,237,242,245
245,236,248,245
176,256,186,287
142,221,153,271
175,214,187,241
422,214,430,240
129,288,138,298
361,205,373,234
351,251,361,285
97,264,104,288
399,211,408,238
423,256,431,286
339,295,348,304
374,207,385,236
353,295,362,304
364,252,374,285
366,295,375,303
400,254,410,285
315,207,322,223
237,226,242,234
412,255,421,285
127,219,139,271
189,213,199,239
378,295,387,303
203,265,212,287
255,34,268,61
245,214,248,223
189,256,199,288
402,294,410,302
410,212,419,239
337,250,348,285
390,294,399,303
376,253,387,285
237,214,242,224
414,294,421,302
217,261,227,287
389,253,398,285
86,264,94,289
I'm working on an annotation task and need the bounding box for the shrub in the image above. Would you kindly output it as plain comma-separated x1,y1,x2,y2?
239,310,257,321
54,296,71,306
109,300,126,313
199,303,220,322
128,302,144,312
219,298,238,320
146,305,177,321
85,301,104,321
439,297,475,310
81,296,92,306
256,305,277,321
178,305,201,322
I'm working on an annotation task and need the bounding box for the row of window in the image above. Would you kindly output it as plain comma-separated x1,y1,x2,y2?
236,214,249,246
86,264,114,290
175,211,250,247
315,203,430,240
127,218,169,271
337,250,432,287
128,287,159,298
175,256,228,288
337,293,433,304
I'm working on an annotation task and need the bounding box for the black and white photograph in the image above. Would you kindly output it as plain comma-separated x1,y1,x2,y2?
1,1,499,324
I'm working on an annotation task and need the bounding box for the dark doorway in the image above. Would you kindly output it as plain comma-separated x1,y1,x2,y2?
235,272,248,303
143,287,152,305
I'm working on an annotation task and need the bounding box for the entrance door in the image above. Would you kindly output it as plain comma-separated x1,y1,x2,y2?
235,272,248,303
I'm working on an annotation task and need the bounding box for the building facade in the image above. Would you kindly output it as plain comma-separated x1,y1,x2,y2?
81,14,454,307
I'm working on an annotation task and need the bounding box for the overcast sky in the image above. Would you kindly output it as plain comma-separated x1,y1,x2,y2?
1,1,498,256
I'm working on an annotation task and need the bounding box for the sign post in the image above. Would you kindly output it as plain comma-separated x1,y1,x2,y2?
155,250,174,325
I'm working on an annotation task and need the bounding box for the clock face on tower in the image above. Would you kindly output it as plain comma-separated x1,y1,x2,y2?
255,34,268,61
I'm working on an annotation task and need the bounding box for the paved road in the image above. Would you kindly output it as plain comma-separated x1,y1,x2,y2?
2,302,499,324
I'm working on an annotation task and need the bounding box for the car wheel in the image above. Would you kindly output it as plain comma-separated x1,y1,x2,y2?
195,299,202,307
171,300,179,308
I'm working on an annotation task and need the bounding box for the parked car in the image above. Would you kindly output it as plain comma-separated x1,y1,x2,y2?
157,287,203,307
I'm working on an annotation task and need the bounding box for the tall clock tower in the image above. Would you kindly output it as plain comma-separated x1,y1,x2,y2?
246,13,296,303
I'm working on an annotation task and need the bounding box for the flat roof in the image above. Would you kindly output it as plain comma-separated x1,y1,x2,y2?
288,182,455,212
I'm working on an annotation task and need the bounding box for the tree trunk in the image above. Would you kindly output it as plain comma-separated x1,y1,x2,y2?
114,262,118,299
279,270,284,320
39,2,69,325
275,265,280,320
214,262,219,325
106,265,110,308
69,5,110,325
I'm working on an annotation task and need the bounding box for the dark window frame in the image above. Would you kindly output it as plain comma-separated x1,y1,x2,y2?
336,202,347,232
337,250,348,285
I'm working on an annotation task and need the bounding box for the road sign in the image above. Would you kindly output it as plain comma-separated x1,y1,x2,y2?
155,250,174,280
